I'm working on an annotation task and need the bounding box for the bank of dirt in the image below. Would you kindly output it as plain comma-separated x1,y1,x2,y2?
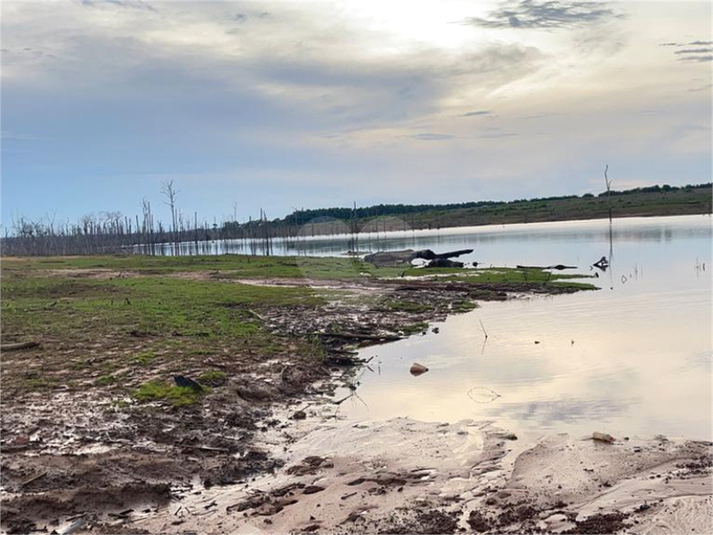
1,268,710,534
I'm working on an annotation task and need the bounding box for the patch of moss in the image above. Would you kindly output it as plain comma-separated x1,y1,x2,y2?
197,370,227,387
96,374,117,386
133,380,204,407
132,350,157,366
400,321,429,335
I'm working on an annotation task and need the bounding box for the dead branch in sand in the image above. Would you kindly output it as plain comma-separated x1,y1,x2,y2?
479,320,488,340
20,471,47,488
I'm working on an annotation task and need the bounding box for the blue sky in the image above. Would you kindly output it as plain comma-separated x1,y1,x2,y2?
1,0,711,231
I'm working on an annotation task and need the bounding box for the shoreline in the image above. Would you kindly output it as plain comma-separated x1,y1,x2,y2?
1,256,710,534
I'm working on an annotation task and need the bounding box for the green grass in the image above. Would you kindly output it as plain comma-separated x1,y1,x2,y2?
132,350,157,366
0,273,322,340
400,322,429,335
96,374,118,386
385,300,431,313
21,376,60,390
197,370,227,386
438,266,598,288
133,380,205,407
2,254,381,279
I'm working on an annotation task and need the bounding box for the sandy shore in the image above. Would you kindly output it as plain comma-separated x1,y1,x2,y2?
125,414,711,534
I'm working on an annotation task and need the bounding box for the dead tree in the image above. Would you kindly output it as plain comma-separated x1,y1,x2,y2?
604,164,612,222
160,180,180,252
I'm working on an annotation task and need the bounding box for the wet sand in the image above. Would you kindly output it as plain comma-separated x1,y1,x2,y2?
127,416,712,534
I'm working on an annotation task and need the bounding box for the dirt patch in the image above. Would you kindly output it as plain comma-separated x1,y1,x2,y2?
2,482,170,529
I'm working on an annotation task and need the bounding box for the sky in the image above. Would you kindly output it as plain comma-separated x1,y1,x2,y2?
1,0,711,231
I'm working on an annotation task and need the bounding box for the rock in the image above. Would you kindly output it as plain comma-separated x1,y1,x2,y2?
409,363,429,376
592,432,615,443
174,375,203,392
292,410,307,420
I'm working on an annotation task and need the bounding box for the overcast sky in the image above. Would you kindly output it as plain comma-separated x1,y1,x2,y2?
1,0,711,229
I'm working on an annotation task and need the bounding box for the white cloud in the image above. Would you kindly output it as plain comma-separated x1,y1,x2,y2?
1,1,710,223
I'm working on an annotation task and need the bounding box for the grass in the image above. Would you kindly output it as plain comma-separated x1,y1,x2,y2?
362,186,713,231
96,374,118,386
400,322,429,335
197,370,227,386
438,266,598,288
132,350,157,366
0,272,322,341
1,254,461,281
133,380,205,407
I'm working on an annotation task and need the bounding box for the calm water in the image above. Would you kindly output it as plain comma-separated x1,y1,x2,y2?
329,215,713,441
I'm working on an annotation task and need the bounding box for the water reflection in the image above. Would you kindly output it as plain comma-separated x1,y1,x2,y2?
134,215,712,261
336,216,711,441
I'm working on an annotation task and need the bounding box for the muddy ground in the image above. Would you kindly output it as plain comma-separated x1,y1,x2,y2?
1,270,710,534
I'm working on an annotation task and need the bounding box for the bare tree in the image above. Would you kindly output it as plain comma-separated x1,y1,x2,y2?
604,165,614,263
160,180,180,236
160,180,180,250
604,164,612,222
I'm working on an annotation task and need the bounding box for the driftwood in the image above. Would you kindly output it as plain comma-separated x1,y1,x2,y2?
364,248,473,268
180,444,230,453
593,256,609,270
1,341,40,351
433,249,473,259
427,258,463,268
20,471,47,488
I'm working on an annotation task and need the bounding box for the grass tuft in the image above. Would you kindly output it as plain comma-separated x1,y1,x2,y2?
133,380,204,407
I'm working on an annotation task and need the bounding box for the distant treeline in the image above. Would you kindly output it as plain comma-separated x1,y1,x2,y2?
279,183,712,227
1,182,711,257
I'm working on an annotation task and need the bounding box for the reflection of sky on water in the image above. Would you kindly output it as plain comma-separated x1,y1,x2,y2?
141,215,712,266
337,215,712,441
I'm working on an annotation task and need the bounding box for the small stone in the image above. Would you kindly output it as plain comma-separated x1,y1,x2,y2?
409,363,429,376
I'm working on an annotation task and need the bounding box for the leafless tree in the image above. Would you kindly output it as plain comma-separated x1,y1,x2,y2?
604,164,612,222
160,180,180,239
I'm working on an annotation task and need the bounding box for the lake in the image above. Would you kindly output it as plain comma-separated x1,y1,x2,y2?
144,214,711,441
325,215,712,442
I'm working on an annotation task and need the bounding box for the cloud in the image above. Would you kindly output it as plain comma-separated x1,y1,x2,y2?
410,133,455,141
487,398,631,426
460,110,492,117
679,55,713,63
462,0,623,30
477,132,518,138
664,40,713,47
674,48,713,55
660,39,713,63
83,0,158,12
